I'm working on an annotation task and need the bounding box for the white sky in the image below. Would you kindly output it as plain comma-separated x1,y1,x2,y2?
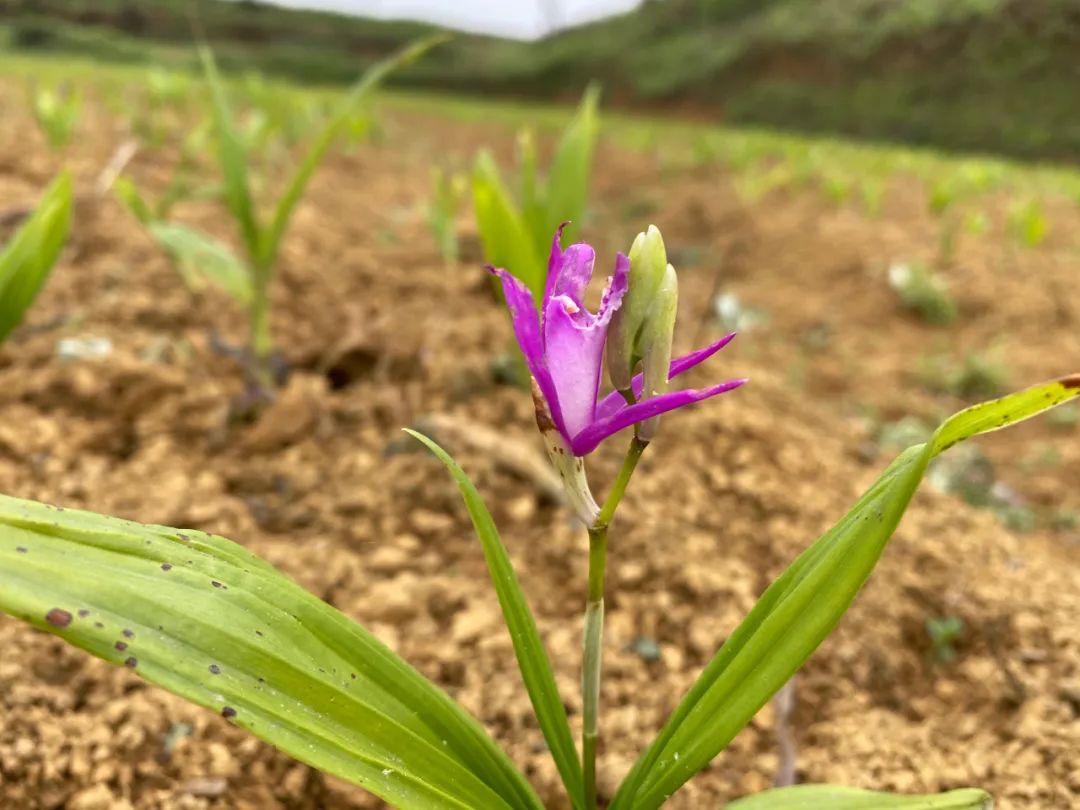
236,0,643,40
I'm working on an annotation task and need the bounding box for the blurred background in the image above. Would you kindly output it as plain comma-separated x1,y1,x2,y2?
0,2,1078,809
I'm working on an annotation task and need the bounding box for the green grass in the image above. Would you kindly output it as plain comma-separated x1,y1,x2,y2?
5,48,1080,220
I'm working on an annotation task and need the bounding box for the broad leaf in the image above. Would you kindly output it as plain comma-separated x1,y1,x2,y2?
149,222,254,304
0,172,72,343
726,785,991,809
407,430,587,810
0,496,542,810
260,34,448,272
542,84,600,245
614,376,1079,810
473,150,544,300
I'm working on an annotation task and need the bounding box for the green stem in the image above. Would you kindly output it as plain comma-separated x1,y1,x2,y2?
248,274,274,392
582,437,648,810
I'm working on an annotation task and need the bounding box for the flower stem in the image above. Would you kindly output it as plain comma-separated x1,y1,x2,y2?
582,437,648,810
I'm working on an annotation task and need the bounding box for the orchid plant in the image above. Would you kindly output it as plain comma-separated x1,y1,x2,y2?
131,36,442,392
1,222,1076,809
30,82,80,151
473,85,600,301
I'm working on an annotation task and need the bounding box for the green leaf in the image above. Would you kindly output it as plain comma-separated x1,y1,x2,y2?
542,83,600,246
0,171,73,344
726,785,992,809
148,222,254,305
614,376,1080,810
114,176,153,225
198,44,261,262
472,150,545,301
517,129,546,248
0,494,541,810
260,34,447,272
406,430,587,810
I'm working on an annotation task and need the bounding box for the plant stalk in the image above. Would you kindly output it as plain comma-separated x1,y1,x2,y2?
582,437,647,810
248,274,275,392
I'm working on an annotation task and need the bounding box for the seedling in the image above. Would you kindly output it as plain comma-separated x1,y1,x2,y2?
888,261,958,325
30,82,80,150
926,615,965,665
472,85,600,302
0,173,73,344
1007,199,1049,248
428,166,467,262
919,350,1010,400
131,37,443,392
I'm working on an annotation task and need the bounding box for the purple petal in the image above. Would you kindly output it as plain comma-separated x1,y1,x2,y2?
544,225,595,309
595,332,738,421
543,294,608,439
489,266,566,434
594,252,630,328
570,378,747,456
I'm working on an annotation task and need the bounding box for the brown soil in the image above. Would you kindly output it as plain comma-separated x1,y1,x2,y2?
0,81,1078,810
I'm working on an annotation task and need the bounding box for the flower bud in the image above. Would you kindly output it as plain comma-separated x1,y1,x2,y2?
606,225,668,392
637,263,678,441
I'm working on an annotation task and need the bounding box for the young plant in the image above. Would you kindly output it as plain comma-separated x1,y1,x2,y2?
114,123,232,294
887,260,958,325
472,84,600,301
926,615,965,665
140,37,442,391
428,166,467,262
0,172,73,344
1,223,1075,809
30,82,80,151
1007,198,1049,248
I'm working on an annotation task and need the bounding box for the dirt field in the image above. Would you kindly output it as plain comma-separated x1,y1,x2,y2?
0,81,1078,809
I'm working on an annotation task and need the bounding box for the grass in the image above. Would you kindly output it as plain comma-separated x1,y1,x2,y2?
6,47,1080,219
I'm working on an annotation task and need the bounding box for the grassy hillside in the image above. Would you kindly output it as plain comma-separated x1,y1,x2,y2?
3,0,1080,161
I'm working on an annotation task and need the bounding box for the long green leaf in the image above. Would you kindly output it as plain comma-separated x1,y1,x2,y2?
473,150,545,300
726,785,992,809
541,84,600,246
614,376,1080,810
259,34,448,272
148,222,254,304
0,496,542,810
406,430,587,810
0,172,72,343
198,45,261,262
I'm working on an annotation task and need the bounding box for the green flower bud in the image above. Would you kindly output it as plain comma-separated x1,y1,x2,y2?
606,225,669,391
637,263,678,440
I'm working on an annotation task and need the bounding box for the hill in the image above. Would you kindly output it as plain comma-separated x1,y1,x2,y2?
3,0,1079,160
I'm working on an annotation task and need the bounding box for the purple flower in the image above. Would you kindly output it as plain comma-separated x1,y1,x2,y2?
490,226,746,456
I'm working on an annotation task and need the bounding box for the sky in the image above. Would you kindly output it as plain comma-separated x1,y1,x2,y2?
233,0,643,40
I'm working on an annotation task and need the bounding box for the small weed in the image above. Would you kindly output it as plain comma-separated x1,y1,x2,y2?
888,261,958,325
926,615,965,665
1007,199,1049,247
919,350,1009,399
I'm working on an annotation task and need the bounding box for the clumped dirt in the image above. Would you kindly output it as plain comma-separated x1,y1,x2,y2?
0,80,1078,810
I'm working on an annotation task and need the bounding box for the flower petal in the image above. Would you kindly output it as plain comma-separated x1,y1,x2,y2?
489,266,566,433
544,225,596,310
595,332,738,421
543,294,608,439
594,252,630,329
570,378,747,456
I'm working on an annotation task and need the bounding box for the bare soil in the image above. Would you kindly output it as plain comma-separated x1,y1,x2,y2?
0,84,1077,809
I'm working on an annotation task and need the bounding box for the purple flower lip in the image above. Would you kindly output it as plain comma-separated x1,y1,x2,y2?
490,225,746,456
